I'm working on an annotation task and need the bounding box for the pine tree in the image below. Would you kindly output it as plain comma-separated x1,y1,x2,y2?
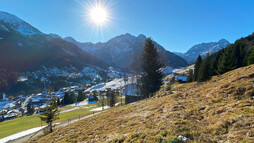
57,98,61,106
232,42,247,68
193,55,202,81
63,92,75,105
197,54,211,82
26,102,34,115
39,98,59,133
77,90,85,102
217,47,235,75
186,69,193,82
210,49,224,76
108,92,116,107
248,48,254,65
140,38,163,98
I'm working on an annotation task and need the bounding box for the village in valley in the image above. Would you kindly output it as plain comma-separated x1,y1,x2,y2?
0,66,189,122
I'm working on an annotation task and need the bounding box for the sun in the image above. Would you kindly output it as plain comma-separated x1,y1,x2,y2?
82,0,114,36
90,7,108,24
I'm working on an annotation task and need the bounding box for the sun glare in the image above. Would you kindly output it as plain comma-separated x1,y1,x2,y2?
90,7,107,24
81,0,115,38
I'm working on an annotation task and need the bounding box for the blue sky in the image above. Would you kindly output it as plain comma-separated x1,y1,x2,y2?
0,0,253,52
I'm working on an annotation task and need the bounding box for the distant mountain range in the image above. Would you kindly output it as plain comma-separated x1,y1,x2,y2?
0,11,108,73
174,39,230,64
64,33,188,69
0,11,231,92
0,11,109,91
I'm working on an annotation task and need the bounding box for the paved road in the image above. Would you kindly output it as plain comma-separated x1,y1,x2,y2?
7,111,103,143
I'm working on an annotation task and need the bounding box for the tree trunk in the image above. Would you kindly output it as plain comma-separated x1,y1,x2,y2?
49,122,53,133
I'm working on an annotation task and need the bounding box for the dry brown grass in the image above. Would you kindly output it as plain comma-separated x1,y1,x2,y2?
28,65,254,143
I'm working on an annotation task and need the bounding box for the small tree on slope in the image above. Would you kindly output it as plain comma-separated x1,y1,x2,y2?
26,102,34,116
39,98,59,133
140,38,163,98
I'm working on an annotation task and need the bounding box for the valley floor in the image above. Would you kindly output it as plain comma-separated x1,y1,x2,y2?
28,65,254,142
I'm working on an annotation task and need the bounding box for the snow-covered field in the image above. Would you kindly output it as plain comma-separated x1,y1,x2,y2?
71,100,88,106
61,107,80,113
86,77,136,92
0,126,46,143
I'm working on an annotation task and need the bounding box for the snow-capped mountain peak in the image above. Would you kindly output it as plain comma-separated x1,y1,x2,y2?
64,33,188,68
174,39,230,64
0,11,42,35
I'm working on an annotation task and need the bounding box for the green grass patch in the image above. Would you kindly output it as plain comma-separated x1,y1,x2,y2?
0,104,98,139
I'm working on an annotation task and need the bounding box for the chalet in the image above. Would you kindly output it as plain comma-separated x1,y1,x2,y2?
122,83,141,104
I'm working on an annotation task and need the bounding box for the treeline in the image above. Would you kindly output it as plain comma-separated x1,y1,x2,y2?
61,90,87,105
188,33,254,82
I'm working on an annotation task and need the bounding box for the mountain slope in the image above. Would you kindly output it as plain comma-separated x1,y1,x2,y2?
0,11,42,36
174,39,230,64
29,65,254,143
64,33,188,69
0,11,107,90
0,11,106,71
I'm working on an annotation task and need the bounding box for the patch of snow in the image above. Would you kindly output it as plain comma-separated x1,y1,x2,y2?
71,101,88,106
82,67,102,79
0,11,41,35
161,67,174,74
82,67,94,73
89,84,105,91
0,126,46,143
18,76,27,82
31,97,43,102
61,107,80,113
0,37,3,40
178,135,187,141
86,77,137,92
90,106,109,111
108,72,120,78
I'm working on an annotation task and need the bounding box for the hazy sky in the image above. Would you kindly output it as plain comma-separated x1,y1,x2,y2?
0,0,254,52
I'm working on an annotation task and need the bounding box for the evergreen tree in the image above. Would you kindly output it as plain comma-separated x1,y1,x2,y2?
193,55,202,81
197,54,211,82
186,69,193,83
26,102,34,115
232,42,247,68
69,92,76,103
248,48,254,65
77,90,85,102
39,98,59,133
209,49,224,76
217,47,235,75
63,92,75,105
108,92,116,107
140,38,163,98
56,98,61,106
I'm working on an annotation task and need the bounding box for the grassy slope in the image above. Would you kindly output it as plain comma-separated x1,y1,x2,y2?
0,104,97,139
29,65,254,143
